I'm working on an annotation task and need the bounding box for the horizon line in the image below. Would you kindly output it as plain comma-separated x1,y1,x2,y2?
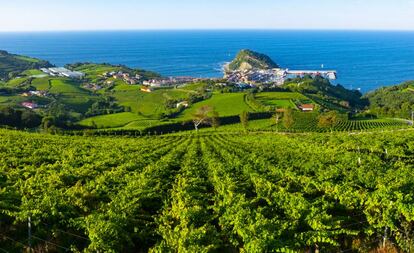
1,28,414,33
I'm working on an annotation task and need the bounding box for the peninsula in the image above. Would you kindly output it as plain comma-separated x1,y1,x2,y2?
225,49,337,86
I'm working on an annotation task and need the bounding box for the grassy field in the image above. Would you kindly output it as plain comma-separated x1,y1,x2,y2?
136,89,190,116
121,119,170,130
6,77,30,87
179,92,253,120
113,84,141,92
256,92,308,100
72,63,122,76
113,88,191,117
14,55,40,63
48,78,95,112
255,92,311,109
0,96,10,103
78,112,147,128
31,77,51,90
79,111,171,130
178,82,207,91
49,79,87,94
21,69,45,76
259,98,296,108
0,95,24,107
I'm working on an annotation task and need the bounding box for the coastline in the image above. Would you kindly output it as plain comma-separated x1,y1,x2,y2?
0,30,413,92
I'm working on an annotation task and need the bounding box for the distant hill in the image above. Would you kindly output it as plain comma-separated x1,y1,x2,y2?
283,76,368,110
225,49,279,72
364,81,414,118
0,50,52,80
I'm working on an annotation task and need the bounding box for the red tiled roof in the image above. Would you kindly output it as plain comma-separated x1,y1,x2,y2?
301,104,314,109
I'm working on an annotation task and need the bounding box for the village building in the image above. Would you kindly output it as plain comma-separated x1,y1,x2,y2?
141,86,153,93
299,104,315,112
21,102,38,109
21,91,48,97
41,67,85,79
176,101,189,108
29,90,48,97
83,83,103,91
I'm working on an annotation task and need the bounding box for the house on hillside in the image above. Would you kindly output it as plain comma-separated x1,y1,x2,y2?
29,91,48,97
125,78,137,85
141,86,153,93
299,104,315,112
176,101,189,108
21,102,38,109
83,83,103,91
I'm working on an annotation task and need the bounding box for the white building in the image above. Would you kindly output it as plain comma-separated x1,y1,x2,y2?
43,67,85,79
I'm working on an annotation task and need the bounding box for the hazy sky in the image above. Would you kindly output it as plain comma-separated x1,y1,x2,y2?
1,0,413,31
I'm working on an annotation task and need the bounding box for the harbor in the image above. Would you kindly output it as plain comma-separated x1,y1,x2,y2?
225,68,338,86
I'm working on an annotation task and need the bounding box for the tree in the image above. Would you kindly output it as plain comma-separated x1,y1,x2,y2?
272,108,283,132
283,108,294,129
0,107,21,127
91,120,98,129
192,105,214,131
211,111,220,130
20,110,41,128
41,116,55,131
240,111,249,131
318,111,339,130
401,102,411,119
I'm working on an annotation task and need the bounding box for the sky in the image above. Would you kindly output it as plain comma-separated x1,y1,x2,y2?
0,0,413,31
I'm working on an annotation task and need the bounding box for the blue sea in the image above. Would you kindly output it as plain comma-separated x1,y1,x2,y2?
0,30,414,92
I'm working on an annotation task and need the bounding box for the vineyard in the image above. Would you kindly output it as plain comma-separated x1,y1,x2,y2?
1,129,414,252
209,113,408,134
273,118,409,133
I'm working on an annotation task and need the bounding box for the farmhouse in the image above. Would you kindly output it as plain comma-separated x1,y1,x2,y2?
30,90,48,97
141,86,153,93
176,101,189,108
299,104,315,112
21,102,38,109
83,83,103,91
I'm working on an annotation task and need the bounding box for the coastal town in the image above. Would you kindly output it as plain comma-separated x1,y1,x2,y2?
96,67,338,90
41,65,337,92
37,52,337,94
225,68,337,86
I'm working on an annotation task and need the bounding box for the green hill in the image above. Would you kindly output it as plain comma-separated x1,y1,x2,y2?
0,50,52,80
283,76,367,110
178,92,253,120
225,49,279,72
0,50,410,133
364,81,414,119
67,63,161,81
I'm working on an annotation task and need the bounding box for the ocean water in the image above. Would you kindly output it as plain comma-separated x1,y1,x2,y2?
0,30,413,92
